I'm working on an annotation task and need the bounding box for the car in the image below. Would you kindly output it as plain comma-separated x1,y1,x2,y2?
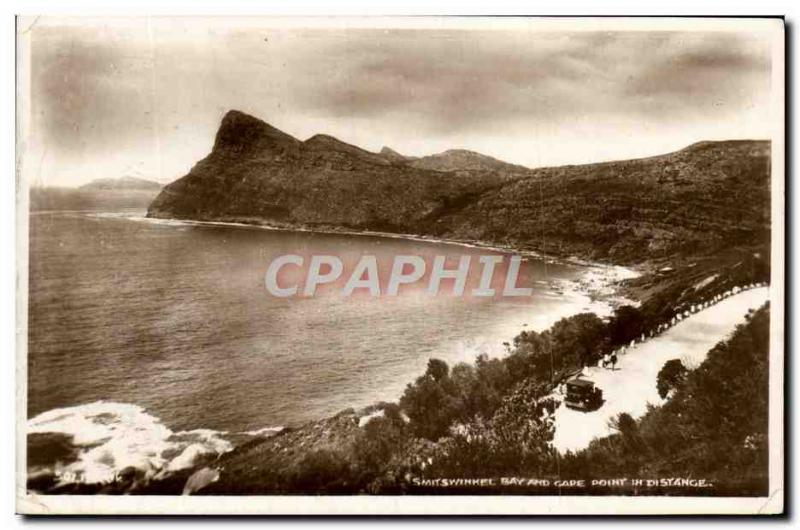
564,378,604,412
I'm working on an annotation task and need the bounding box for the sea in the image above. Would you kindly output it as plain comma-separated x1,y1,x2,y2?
26,204,619,485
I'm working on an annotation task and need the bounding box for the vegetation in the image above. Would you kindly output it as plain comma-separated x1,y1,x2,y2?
656,359,688,399
399,304,770,495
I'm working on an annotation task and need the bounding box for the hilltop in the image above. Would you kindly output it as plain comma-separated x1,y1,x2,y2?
148,110,771,265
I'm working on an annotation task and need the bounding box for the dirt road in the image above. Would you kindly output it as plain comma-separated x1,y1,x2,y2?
551,286,769,454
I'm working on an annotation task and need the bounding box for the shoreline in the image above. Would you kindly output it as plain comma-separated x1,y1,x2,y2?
124,211,642,305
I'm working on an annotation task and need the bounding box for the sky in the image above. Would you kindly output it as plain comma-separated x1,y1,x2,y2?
21,17,777,187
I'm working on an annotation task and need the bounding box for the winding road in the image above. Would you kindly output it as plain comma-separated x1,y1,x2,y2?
551,286,770,454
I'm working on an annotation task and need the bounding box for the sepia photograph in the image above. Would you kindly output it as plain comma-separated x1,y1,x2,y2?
15,15,785,515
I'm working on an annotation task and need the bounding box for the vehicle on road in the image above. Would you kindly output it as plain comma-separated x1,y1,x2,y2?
564,379,604,412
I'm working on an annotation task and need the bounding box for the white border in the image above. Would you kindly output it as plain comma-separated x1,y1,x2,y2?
14,14,790,32
13,494,790,516
766,15,786,518
13,15,786,516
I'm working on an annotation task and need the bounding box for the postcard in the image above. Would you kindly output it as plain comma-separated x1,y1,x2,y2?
16,16,785,515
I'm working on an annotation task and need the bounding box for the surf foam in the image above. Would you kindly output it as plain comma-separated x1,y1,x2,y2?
27,401,235,486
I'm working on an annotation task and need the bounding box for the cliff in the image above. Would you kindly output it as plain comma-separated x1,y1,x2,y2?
148,110,506,233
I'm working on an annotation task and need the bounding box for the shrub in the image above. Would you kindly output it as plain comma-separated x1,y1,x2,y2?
287,449,355,494
656,359,688,399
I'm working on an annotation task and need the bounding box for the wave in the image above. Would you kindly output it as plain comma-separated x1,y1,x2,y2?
27,401,280,488
238,426,284,437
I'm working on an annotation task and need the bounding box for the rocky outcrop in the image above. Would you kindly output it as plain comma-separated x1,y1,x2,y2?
199,409,364,495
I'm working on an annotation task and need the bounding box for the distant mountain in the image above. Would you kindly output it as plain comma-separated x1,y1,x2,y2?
31,185,162,212
408,149,530,176
31,177,163,211
148,110,771,264
80,176,163,191
376,145,529,176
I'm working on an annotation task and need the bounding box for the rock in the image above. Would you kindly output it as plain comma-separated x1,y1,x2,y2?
26,469,58,492
182,467,220,495
167,443,215,472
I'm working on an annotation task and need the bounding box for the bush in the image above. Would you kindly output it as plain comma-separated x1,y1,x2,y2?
287,449,355,494
399,359,462,441
656,359,688,398
354,406,408,480
608,305,646,346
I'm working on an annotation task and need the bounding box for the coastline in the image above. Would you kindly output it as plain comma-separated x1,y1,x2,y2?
28,209,643,493
139,211,639,270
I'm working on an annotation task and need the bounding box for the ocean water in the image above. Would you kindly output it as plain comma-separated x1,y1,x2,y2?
27,208,606,484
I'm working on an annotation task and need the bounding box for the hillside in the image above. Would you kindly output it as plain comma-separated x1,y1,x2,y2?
437,140,771,263
148,110,771,265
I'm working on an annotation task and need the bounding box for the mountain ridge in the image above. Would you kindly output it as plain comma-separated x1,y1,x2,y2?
148,110,771,264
